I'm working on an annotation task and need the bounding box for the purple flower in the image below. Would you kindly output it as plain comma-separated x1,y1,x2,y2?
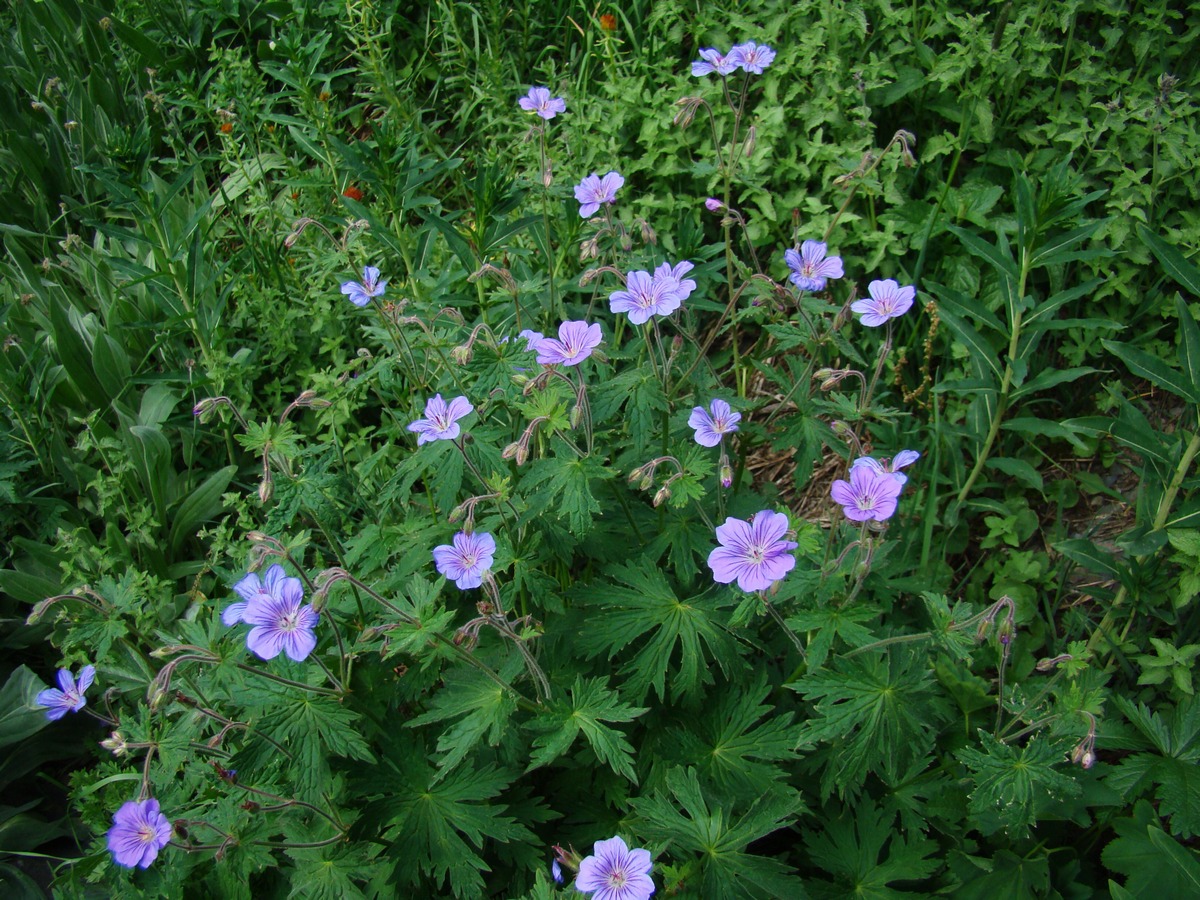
575,172,624,218
689,399,741,447
241,576,319,661
35,665,95,721
704,198,724,212
433,531,496,589
707,511,798,592
851,279,916,327
728,41,776,74
340,265,387,307
518,329,545,352
536,320,603,366
407,394,474,444
552,860,565,884
652,261,697,304
851,449,920,486
222,563,289,626
784,241,844,292
107,798,172,869
576,835,655,900
609,271,679,325
691,48,738,77
519,86,566,120
830,465,905,521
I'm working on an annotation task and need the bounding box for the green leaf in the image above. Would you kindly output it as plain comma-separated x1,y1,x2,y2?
525,676,647,783
575,564,738,702
521,454,613,536
1103,800,1200,897
169,465,236,556
408,667,518,778
792,654,949,795
0,667,50,749
931,294,1003,382
957,731,1082,836
805,800,939,898
1140,223,1200,296
632,767,807,900
1102,339,1199,403
948,224,1019,281
1054,538,1120,578
986,457,1044,492
1175,294,1200,398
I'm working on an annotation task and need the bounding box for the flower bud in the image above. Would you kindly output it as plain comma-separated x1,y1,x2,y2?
258,473,273,504
743,125,757,159
501,441,521,461
101,732,128,755
542,164,553,188
245,530,270,544
1081,750,1096,769
451,345,472,365
673,96,703,129
653,486,671,507
719,462,733,489
570,405,582,429
704,198,724,213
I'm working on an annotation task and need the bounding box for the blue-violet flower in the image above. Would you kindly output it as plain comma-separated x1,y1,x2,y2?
831,465,905,521
708,511,798,592
784,241,844,292
575,172,624,218
518,86,566,120
575,835,655,900
407,394,474,444
689,399,741,447
340,266,387,307
36,664,95,721
434,531,496,589
107,798,172,869
536,321,603,366
851,279,916,327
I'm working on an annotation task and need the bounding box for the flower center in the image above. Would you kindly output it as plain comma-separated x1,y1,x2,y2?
461,552,477,569
137,824,157,844
855,493,876,510
606,867,628,888
801,261,816,276
748,544,766,564
278,611,299,633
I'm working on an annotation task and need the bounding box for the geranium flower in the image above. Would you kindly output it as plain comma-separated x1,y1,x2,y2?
519,86,566,120
340,265,387,307
728,41,776,74
691,48,738,77
688,399,741,447
851,449,921,486
609,271,679,324
831,465,905,521
222,563,291,626
576,835,655,900
784,241,843,292
107,798,172,869
536,320,603,366
651,260,697,303
851,279,916,327
36,665,95,721
241,576,319,661
708,511,798,592
433,531,496,589
575,172,624,218
518,329,545,351
407,394,474,444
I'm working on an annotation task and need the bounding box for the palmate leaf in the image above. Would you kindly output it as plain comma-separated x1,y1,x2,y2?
956,731,1081,837
258,690,375,800
520,454,613,536
791,654,950,797
633,767,807,900
525,675,648,783
357,746,536,899
574,564,739,702
803,800,938,899
666,674,802,797
786,604,879,673
407,664,520,779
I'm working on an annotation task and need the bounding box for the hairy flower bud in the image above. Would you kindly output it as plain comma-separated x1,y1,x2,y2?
451,345,472,365
501,441,521,461
258,473,273,504
570,405,583,429
719,462,733,489
101,732,128,755
743,125,757,159
653,486,671,507
704,198,724,213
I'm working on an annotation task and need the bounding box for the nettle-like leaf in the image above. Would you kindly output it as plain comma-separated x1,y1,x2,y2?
666,674,803,797
357,746,535,899
1105,695,1200,838
633,767,807,900
957,731,1082,837
792,653,950,797
525,675,648,782
407,663,520,778
575,563,740,702
803,800,939,898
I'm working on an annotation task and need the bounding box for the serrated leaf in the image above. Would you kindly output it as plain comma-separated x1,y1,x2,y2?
575,564,738,702
525,676,647,782
520,454,613,536
408,667,518,777
957,731,1082,836
805,800,939,897
1103,800,1200,897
